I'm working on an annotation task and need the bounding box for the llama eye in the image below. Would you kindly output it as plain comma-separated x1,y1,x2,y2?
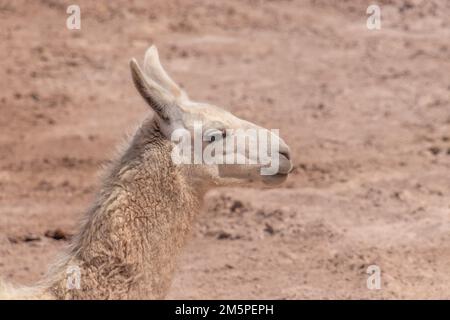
205,129,224,143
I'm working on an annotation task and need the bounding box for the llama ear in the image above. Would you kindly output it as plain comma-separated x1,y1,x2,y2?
143,45,188,100
130,58,174,123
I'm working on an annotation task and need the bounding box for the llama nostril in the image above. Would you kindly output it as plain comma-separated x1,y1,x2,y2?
280,150,291,160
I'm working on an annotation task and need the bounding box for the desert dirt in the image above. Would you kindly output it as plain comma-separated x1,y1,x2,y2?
1,0,450,299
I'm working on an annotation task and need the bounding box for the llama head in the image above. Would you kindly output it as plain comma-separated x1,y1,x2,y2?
130,45,293,187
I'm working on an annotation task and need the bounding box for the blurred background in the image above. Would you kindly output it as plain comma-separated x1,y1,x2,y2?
0,0,450,298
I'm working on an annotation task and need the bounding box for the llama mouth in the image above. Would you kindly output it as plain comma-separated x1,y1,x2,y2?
276,162,293,175
262,173,289,185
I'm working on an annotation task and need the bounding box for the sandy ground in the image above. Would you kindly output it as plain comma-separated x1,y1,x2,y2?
1,0,450,299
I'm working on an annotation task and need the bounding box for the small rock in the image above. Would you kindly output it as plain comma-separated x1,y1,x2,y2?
24,234,41,242
217,231,232,240
429,146,441,155
29,92,40,101
393,190,412,202
7,236,19,244
45,229,70,240
230,200,244,212
264,223,275,235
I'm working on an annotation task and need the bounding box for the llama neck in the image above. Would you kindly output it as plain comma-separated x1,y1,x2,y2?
47,122,203,299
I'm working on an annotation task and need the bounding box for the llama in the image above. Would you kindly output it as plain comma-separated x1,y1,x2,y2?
0,45,293,299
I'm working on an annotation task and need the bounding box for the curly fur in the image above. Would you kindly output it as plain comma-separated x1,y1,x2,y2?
1,119,204,299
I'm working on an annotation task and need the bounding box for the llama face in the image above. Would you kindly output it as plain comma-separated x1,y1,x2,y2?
171,101,292,186
130,46,293,186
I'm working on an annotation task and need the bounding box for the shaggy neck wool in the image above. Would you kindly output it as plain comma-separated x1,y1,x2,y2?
45,119,203,299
